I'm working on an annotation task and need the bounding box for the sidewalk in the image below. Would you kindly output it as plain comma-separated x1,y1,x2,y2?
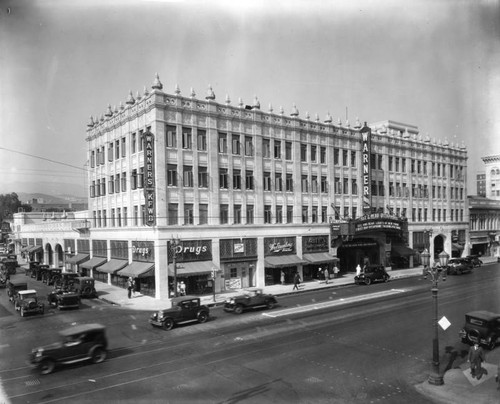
93,257,499,404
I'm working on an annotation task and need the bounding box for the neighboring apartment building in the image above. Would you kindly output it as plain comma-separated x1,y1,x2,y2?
482,154,500,199
476,172,486,197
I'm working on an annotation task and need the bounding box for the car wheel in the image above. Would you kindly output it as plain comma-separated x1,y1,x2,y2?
234,305,244,314
487,336,496,350
20,307,25,317
364,278,372,285
83,287,92,296
39,359,55,375
91,347,107,363
384,276,389,282
162,318,174,330
197,312,209,323
266,300,275,309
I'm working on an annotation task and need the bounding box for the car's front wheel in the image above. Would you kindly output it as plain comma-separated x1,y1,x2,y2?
487,336,497,350
384,275,389,282
197,312,209,323
234,305,244,314
266,300,275,310
364,278,372,285
162,318,174,330
39,359,55,375
91,347,107,363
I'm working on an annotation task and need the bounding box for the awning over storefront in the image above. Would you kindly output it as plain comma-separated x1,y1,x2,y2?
303,252,339,264
452,243,464,252
118,262,155,278
28,245,43,254
20,246,31,253
168,261,219,277
391,244,416,257
66,253,90,265
80,257,107,270
95,259,128,274
264,255,308,268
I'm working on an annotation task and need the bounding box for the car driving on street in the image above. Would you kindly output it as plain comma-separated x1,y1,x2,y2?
354,265,390,285
224,288,277,314
149,296,210,330
447,258,473,275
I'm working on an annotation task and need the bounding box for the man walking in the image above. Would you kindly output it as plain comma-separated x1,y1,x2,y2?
323,267,329,284
292,272,301,291
468,343,485,379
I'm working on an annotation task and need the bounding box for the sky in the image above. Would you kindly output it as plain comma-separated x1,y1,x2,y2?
1,0,499,198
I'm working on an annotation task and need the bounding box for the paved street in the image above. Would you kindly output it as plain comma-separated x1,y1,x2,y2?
1,261,499,403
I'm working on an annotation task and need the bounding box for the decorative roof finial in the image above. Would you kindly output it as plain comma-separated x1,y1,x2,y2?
338,118,342,126
290,103,299,116
190,87,196,98
105,104,113,117
305,111,310,120
206,84,215,100
324,112,332,123
252,95,260,110
174,84,181,95
152,73,163,90
87,116,95,128
279,106,284,115
225,94,231,105
126,90,135,105
135,90,142,101
315,113,320,122
269,103,273,113
354,117,361,129
143,86,149,97
238,97,244,108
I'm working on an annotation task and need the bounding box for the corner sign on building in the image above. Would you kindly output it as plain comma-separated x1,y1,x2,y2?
144,130,156,227
360,124,372,215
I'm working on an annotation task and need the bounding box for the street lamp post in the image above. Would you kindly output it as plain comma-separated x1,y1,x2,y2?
423,249,449,386
170,237,180,298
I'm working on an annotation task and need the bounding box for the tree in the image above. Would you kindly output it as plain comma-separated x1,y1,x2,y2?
0,193,32,224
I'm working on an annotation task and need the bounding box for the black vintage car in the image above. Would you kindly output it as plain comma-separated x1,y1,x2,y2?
44,268,63,286
29,323,108,375
464,255,483,268
0,264,10,287
224,288,277,314
33,264,50,281
25,261,40,277
447,258,473,275
47,289,81,310
71,277,97,298
354,265,390,285
459,310,500,350
0,254,18,275
7,280,28,302
149,296,210,330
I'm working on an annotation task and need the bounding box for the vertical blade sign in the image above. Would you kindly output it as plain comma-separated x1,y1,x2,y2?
144,130,156,226
360,124,372,215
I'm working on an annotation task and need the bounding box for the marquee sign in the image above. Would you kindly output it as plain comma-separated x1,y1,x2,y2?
144,130,156,226
354,213,406,234
360,124,372,214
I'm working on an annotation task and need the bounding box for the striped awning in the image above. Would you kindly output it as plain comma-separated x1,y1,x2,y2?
95,259,128,274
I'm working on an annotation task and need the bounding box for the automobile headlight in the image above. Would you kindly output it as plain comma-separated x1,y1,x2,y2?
158,312,165,320
229,298,235,304
34,348,44,357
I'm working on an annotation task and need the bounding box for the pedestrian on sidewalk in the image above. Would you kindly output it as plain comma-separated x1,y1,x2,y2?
280,270,285,285
292,272,301,291
356,264,362,276
468,343,485,379
333,265,340,279
127,277,133,299
496,357,500,390
324,267,330,284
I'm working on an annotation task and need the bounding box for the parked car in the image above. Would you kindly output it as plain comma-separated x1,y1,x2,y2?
44,268,62,285
0,254,18,274
71,277,97,298
47,289,81,310
464,255,483,268
447,258,473,275
354,265,390,285
33,264,50,281
55,272,79,290
0,264,10,287
25,261,40,277
7,280,28,302
459,310,500,350
14,290,45,317
29,323,108,375
224,288,277,314
149,296,210,330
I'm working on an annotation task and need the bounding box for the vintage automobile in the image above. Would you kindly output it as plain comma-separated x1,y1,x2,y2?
354,265,390,285
14,289,45,317
33,264,50,281
7,280,28,302
0,254,18,275
47,289,81,310
224,288,278,314
459,310,500,350
71,277,97,298
464,255,483,268
447,258,473,275
149,296,210,330
0,265,10,287
54,272,79,290
29,323,108,375
44,268,63,286
25,261,40,277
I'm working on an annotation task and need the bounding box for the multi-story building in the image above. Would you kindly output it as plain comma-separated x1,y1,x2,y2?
81,73,468,300
468,196,500,258
476,172,486,197
482,154,500,199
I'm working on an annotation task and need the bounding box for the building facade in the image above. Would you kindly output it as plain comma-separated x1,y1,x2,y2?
468,196,500,258
476,172,486,197
80,74,469,299
482,154,500,200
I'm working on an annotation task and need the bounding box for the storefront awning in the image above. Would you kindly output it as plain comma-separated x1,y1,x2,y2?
80,257,107,270
452,243,464,251
391,244,416,257
95,259,128,274
28,245,43,254
168,261,219,277
20,246,31,252
118,262,155,278
303,252,339,264
264,255,308,268
66,253,90,265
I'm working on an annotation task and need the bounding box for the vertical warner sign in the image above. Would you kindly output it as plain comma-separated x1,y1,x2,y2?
144,130,156,226
360,124,372,215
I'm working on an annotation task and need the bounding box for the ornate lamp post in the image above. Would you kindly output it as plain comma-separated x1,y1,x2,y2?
423,250,449,386
170,237,181,298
